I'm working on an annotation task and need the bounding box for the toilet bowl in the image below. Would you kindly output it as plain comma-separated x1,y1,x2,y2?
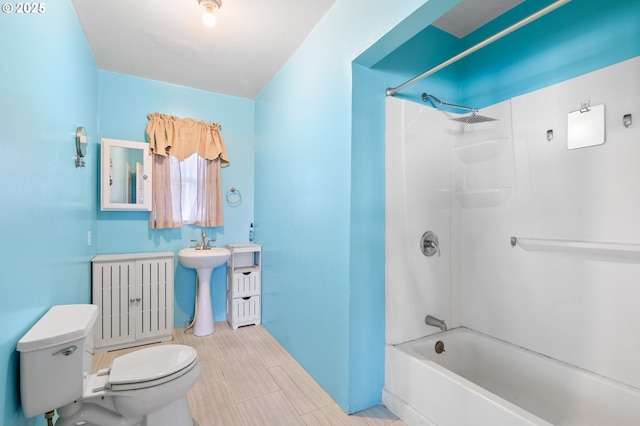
55,344,200,426
17,304,200,426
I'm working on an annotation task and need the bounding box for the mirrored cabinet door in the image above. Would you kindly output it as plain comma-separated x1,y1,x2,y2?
101,138,152,211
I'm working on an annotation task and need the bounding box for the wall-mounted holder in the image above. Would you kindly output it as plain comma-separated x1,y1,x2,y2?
226,187,242,207
75,127,87,167
567,101,605,150
546,129,554,141
623,114,632,128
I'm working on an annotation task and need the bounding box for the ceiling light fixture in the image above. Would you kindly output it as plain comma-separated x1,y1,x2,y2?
199,0,222,27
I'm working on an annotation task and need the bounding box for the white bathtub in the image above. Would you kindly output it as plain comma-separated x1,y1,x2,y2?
383,328,640,425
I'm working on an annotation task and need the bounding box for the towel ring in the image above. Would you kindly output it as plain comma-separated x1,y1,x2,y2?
226,187,242,207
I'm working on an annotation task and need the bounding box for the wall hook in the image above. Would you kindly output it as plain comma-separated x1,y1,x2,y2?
580,100,591,113
75,126,87,168
623,114,632,128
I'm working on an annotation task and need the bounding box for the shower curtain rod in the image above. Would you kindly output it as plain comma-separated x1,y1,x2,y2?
386,0,572,97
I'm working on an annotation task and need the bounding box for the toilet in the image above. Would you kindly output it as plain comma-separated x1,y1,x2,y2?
17,304,200,426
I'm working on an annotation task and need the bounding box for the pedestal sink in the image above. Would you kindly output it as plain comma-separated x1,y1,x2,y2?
178,247,231,336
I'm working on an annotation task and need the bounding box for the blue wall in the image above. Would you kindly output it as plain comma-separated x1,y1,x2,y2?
97,71,255,328
254,0,449,413
0,1,99,424
349,63,388,410
458,0,640,108
372,0,640,108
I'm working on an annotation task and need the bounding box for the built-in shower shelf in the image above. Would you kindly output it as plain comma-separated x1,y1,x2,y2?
454,138,509,163
454,187,512,208
513,237,640,261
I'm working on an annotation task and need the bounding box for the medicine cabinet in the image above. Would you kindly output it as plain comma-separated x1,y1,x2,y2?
101,138,152,211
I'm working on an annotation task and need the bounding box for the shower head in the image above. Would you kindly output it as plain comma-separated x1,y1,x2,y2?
450,113,498,124
421,93,498,124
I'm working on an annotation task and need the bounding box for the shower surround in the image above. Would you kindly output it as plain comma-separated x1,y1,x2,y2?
384,56,640,424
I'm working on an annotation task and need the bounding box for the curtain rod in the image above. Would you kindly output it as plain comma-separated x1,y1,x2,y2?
386,0,572,97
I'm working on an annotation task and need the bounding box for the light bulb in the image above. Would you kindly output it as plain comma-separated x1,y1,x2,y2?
199,0,220,28
203,10,216,27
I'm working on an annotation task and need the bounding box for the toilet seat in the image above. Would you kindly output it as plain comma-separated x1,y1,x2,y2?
108,345,198,391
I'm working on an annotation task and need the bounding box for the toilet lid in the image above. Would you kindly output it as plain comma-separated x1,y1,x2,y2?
109,344,197,386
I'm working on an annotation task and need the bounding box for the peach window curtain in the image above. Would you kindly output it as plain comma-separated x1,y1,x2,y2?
146,113,230,229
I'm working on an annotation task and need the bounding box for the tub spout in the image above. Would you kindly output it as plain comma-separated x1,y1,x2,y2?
425,315,447,331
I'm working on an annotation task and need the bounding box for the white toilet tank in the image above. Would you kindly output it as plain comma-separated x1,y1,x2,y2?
17,304,98,418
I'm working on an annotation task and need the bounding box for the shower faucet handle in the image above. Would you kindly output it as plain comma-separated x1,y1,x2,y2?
425,240,440,256
420,231,440,257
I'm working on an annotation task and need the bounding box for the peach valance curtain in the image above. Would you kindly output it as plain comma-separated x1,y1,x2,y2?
146,112,230,164
145,113,230,229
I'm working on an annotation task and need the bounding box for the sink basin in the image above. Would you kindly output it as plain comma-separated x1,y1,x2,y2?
178,247,231,270
178,247,231,337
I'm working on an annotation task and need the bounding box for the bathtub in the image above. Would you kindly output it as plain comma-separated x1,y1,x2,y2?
383,328,640,425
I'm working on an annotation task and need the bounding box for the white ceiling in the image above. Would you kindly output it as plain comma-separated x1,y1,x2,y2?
71,0,336,99
71,0,522,100
433,0,524,38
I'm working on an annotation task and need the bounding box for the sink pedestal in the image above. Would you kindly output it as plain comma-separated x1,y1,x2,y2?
177,247,231,337
194,268,215,336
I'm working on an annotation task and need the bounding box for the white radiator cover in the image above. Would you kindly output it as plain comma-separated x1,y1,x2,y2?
92,252,174,352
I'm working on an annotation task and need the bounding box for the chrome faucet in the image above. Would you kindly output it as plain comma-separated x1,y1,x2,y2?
191,230,213,250
425,315,447,331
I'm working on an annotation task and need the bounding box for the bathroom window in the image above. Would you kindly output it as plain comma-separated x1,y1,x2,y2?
146,113,230,229
179,154,198,224
176,153,221,225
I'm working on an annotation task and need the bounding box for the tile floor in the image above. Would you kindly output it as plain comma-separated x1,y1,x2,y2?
94,321,406,426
